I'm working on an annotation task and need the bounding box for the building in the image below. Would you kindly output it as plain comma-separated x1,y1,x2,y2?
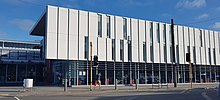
30,5,220,86
0,39,45,85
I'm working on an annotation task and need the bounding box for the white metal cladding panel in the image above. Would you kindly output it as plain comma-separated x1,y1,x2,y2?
139,20,145,62
189,27,195,46
124,40,128,62
184,27,189,46
106,38,112,61
69,9,78,60
79,11,88,36
190,46,194,64
216,48,220,65
178,26,184,46
116,16,123,40
79,11,88,60
146,42,151,63
160,23,164,44
110,15,114,39
57,7,68,60
89,12,98,57
153,22,157,43
116,39,121,62
78,36,85,60
145,21,150,43
201,29,205,48
127,18,131,38
200,47,206,65
131,19,138,62
194,28,200,47
214,31,219,48
179,45,184,64
154,43,160,63
98,38,106,61
209,31,214,48
205,30,210,48
46,6,58,59
195,47,201,64
160,44,164,63
210,48,214,65
174,25,178,45
205,48,210,65
102,14,107,38
166,24,171,64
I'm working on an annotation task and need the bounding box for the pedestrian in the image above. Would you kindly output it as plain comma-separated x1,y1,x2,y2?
97,73,101,89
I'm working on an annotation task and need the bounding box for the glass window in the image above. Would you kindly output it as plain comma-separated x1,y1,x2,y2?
0,64,6,83
150,43,153,62
123,18,127,39
0,42,3,47
169,25,172,44
163,24,166,44
27,51,35,60
200,30,203,47
9,50,18,59
208,48,211,64
150,22,153,43
157,23,160,43
112,39,115,60
107,15,111,38
84,36,89,59
170,46,173,62
213,49,216,64
143,42,146,61
164,44,167,62
18,51,27,60
176,45,179,63
120,40,124,61
128,40,131,61
98,14,102,37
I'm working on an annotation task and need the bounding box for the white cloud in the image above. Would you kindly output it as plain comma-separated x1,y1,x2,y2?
196,13,209,19
10,19,35,33
213,22,220,29
176,0,206,9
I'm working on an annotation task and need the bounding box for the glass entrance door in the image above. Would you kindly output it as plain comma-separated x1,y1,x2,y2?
7,64,16,82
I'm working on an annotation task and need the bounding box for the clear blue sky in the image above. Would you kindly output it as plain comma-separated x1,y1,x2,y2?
0,0,220,41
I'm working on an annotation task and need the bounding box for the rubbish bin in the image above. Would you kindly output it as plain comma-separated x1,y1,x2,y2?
23,79,33,88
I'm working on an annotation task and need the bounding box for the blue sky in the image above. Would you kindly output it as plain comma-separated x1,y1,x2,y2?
0,0,220,41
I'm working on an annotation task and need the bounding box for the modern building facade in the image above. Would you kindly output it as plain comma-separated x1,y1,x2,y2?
0,40,45,85
30,5,220,86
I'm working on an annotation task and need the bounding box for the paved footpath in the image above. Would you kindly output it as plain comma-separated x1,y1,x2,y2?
0,83,219,97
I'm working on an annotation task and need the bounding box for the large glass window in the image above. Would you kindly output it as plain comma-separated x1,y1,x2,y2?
193,47,196,63
176,45,179,63
157,23,160,43
98,14,102,37
7,64,16,82
150,43,153,62
128,40,131,61
163,24,166,44
84,36,89,59
208,48,211,64
0,42,3,47
112,39,115,60
18,51,27,60
213,49,216,64
107,15,111,38
9,50,18,59
120,40,124,61
150,22,153,43
200,30,203,47
123,18,127,39
169,25,172,44
0,64,6,83
164,44,167,62
170,46,173,62
143,42,146,61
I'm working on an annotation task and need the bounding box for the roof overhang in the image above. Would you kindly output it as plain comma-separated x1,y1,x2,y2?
30,12,46,36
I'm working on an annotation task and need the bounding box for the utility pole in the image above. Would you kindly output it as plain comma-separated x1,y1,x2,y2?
90,42,93,91
171,19,177,87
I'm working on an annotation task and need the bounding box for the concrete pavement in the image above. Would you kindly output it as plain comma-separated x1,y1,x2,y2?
0,83,219,97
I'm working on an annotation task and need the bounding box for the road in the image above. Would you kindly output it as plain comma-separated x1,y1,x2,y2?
0,88,219,100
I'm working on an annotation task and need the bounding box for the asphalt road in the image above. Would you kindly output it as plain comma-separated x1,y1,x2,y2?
1,88,219,100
